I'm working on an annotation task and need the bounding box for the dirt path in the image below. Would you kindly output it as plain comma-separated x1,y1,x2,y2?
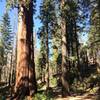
55,94,98,100
39,84,99,100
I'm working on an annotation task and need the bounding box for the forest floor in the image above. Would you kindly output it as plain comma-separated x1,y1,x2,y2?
0,82,100,100
55,93,98,100
37,82,100,100
51,88,99,100
0,88,99,100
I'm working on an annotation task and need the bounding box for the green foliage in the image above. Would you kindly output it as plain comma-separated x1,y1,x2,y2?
38,82,45,89
61,0,78,18
39,0,58,38
0,12,13,66
6,0,36,10
0,12,13,50
88,0,100,57
36,44,46,79
34,93,47,100
6,0,18,9
37,0,58,84
34,92,54,100
68,56,78,62
50,77,57,86
46,90,54,100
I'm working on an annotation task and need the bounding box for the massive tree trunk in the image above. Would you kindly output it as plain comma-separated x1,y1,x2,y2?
61,0,70,97
14,0,37,99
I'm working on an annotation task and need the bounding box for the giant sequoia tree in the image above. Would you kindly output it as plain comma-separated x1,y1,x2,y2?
15,0,37,98
6,0,37,99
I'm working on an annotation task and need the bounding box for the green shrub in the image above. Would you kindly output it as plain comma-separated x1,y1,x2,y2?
46,90,54,100
33,91,54,100
50,78,57,86
34,93,47,100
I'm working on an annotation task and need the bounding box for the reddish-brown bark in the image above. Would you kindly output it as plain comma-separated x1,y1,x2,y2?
14,0,37,99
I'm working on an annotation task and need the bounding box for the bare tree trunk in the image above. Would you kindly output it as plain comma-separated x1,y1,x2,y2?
74,19,82,81
0,68,1,82
30,27,37,94
46,22,50,90
6,53,8,85
61,0,70,97
14,0,37,99
9,51,13,86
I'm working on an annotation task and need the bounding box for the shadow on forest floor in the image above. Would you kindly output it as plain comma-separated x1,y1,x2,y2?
0,82,100,100
0,83,14,100
37,85,100,100
0,85,10,99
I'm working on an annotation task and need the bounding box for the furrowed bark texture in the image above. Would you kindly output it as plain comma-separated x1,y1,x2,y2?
15,0,37,99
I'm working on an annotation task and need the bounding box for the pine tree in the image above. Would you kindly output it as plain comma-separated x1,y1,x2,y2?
88,0,100,60
39,0,57,90
0,12,13,82
0,12,13,58
57,0,82,96
60,0,70,96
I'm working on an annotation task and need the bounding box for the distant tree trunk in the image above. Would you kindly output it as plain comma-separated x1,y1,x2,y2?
31,28,37,93
0,68,1,81
61,0,70,97
6,53,8,85
70,19,75,68
46,22,50,90
15,0,37,99
74,19,82,81
9,51,13,86
42,72,45,83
